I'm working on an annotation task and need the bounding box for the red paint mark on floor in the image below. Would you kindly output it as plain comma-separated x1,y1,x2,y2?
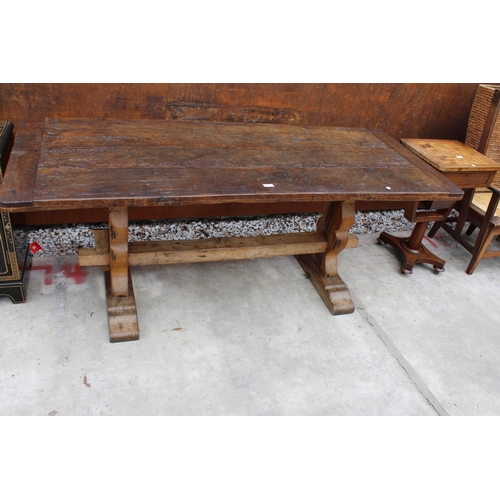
434,233,451,246
27,265,54,285
62,264,89,284
423,235,439,248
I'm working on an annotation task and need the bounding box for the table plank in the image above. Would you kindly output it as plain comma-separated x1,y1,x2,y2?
32,164,461,208
0,119,44,208
41,118,373,150
36,146,416,171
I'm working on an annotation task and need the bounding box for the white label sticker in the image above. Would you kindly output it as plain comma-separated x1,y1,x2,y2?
263,184,275,188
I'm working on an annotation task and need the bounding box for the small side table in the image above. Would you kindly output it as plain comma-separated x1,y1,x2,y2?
378,139,500,274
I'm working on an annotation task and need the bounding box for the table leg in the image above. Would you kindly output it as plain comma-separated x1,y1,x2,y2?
296,201,355,315
452,188,475,238
105,207,139,342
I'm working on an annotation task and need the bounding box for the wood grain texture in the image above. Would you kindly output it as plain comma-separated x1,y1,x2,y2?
401,139,500,172
296,254,356,315
79,232,331,267
0,120,44,207
0,119,464,212
104,270,139,342
108,207,129,297
318,201,356,278
0,83,477,140
443,171,497,189
296,201,356,315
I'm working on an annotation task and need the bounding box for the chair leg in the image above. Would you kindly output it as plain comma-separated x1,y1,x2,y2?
427,221,441,238
465,187,500,274
466,227,496,274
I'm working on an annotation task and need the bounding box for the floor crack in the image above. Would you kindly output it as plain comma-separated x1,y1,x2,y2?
351,290,448,416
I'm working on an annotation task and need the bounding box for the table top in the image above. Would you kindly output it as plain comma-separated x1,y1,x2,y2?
401,138,500,173
0,118,463,212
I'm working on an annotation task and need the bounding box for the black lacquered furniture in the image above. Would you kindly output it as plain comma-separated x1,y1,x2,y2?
0,121,30,303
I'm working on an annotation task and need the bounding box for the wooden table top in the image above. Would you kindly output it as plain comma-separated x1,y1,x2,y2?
0,118,463,212
401,138,500,173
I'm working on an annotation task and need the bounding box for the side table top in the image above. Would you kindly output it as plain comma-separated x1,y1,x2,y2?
401,139,500,173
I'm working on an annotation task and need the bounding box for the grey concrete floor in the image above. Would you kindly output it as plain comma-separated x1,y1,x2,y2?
1,229,500,416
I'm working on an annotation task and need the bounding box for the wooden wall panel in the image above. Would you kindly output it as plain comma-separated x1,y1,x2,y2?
1,83,479,225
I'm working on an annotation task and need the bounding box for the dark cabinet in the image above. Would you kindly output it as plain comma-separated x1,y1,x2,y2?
0,121,30,303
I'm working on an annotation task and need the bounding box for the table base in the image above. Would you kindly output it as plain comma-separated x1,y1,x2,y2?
377,231,445,274
296,254,355,314
104,270,140,343
79,201,358,343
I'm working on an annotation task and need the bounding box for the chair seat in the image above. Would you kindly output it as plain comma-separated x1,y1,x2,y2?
471,191,500,226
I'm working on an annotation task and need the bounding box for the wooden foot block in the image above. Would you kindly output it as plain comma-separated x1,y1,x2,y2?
378,232,445,274
346,233,359,248
296,254,355,315
104,271,140,342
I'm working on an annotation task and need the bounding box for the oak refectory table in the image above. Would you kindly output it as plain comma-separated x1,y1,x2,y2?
0,119,463,342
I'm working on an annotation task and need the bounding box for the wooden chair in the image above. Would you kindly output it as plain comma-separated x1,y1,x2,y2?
428,84,500,274
464,85,500,273
463,186,500,274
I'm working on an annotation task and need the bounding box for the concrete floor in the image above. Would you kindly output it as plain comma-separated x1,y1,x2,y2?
1,229,500,416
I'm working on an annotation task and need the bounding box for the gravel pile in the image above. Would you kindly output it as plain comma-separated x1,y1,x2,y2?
13,210,415,257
